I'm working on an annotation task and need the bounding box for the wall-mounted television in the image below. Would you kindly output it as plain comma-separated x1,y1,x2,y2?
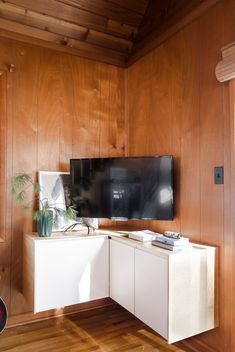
70,156,173,220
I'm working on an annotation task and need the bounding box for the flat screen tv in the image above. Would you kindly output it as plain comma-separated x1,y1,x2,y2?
70,156,173,220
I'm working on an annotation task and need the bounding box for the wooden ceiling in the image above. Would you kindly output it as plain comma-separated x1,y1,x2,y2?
0,0,220,67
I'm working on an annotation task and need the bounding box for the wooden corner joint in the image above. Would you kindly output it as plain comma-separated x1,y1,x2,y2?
216,41,235,82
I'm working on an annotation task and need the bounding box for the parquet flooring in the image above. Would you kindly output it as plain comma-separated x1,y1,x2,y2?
0,304,186,352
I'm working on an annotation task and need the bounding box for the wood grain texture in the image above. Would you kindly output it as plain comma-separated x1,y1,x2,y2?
2,305,186,352
199,4,224,247
228,78,235,352
135,0,202,42
0,71,7,242
7,298,113,327
176,22,200,242
126,1,234,351
56,0,144,27
0,0,220,66
71,59,101,158
0,0,138,66
129,0,221,65
0,2,235,351
0,35,126,321
7,0,121,35
37,49,61,171
222,5,235,352
10,42,39,316
58,54,74,171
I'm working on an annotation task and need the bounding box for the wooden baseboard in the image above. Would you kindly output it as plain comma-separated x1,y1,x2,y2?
7,297,114,328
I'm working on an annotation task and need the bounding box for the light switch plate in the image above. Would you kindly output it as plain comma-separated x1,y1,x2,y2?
214,167,224,184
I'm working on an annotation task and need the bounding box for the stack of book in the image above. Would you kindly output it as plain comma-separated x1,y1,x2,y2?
128,230,157,242
152,233,190,251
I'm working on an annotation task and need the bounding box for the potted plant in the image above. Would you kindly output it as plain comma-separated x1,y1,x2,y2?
11,172,77,237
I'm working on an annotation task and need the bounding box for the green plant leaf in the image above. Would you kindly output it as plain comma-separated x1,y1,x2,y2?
15,190,26,203
65,206,77,221
34,210,43,221
11,173,32,190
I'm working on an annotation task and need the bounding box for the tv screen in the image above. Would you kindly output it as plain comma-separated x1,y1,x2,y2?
70,156,173,220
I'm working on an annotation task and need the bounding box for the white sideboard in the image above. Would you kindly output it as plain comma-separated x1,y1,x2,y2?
23,234,109,313
109,236,216,344
110,239,135,314
135,247,168,340
23,230,216,344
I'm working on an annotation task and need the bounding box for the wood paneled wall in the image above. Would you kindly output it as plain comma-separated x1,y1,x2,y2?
126,1,235,351
0,38,126,319
1,1,235,351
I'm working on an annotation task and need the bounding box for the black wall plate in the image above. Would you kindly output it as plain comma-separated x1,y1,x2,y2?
214,167,224,184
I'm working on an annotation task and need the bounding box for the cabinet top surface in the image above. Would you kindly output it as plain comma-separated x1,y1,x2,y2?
113,235,216,257
25,227,216,258
24,227,131,242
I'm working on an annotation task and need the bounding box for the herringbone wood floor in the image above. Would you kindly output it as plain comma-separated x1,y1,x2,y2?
0,305,186,351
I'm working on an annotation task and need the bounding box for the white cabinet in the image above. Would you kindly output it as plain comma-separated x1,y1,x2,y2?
110,239,135,314
23,232,215,344
167,245,216,343
24,235,109,313
110,237,216,344
135,249,168,340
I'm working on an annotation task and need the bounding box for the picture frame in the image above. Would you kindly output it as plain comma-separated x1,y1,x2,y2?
38,171,75,232
38,171,98,232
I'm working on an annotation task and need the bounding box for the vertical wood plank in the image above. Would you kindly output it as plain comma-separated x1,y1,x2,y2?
0,61,14,314
72,58,100,158
0,72,7,242
59,54,74,171
10,42,39,315
127,53,151,157
176,22,201,241
109,67,126,157
199,4,224,246
37,49,62,171
222,2,235,350
0,71,11,310
148,45,172,156
97,63,111,157
228,78,235,352
99,65,125,158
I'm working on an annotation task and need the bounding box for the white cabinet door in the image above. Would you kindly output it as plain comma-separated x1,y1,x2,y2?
34,237,109,313
135,249,168,340
110,239,135,314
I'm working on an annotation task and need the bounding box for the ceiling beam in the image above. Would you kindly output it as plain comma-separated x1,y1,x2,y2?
56,0,143,27
0,2,132,53
0,18,128,66
6,0,137,39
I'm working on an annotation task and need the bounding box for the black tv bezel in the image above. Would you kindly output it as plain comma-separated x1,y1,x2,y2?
70,156,174,221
